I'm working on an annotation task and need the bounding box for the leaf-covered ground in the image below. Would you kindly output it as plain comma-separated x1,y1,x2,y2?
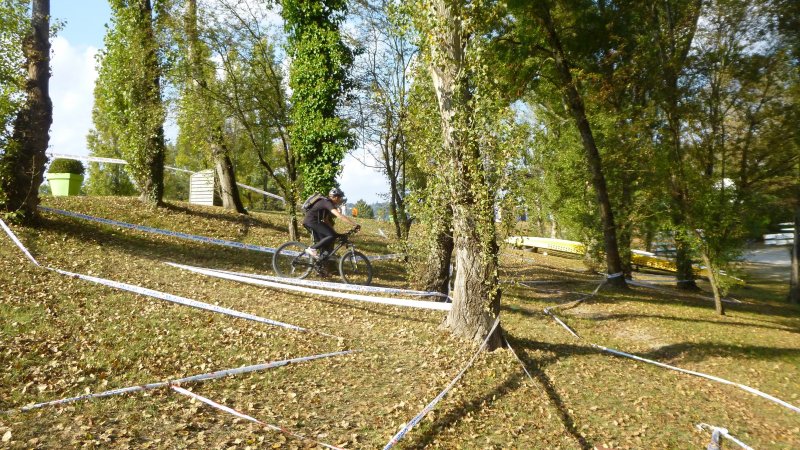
1,197,798,449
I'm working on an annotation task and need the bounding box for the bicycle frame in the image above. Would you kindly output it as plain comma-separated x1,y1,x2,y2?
313,234,356,265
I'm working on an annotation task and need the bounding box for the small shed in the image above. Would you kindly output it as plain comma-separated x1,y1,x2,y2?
189,169,221,206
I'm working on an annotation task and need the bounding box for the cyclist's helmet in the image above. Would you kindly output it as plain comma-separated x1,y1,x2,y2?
329,187,345,199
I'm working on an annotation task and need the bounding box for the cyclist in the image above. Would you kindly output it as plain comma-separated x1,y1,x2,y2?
302,187,360,260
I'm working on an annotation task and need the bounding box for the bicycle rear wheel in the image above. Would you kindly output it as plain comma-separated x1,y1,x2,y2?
339,251,373,285
273,241,314,279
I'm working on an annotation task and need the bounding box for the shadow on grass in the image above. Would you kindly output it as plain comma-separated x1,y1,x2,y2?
583,285,800,322
162,202,284,233
404,371,529,449
288,292,442,327
504,335,596,449
640,341,800,364
585,312,800,334
34,216,273,272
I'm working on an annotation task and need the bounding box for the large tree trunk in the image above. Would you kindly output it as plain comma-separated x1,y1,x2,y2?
427,0,502,350
412,225,453,294
186,0,244,214
138,124,165,206
790,202,799,304
536,4,627,288
1,0,52,222
136,0,164,206
213,141,246,213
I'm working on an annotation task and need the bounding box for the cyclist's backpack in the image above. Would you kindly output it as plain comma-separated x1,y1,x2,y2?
301,193,324,213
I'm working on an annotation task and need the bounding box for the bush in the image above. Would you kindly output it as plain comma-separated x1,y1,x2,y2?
48,158,85,175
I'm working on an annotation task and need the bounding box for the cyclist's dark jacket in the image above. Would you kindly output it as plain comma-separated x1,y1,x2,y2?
303,198,336,227
302,197,338,251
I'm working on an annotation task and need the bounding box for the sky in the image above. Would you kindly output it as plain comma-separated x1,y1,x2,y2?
48,2,388,204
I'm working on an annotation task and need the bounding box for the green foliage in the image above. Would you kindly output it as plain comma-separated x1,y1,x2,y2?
47,159,85,175
92,0,166,204
283,0,354,197
0,0,27,144
0,0,28,213
353,199,374,219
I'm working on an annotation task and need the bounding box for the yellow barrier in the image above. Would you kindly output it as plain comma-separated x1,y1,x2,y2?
505,236,586,255
507,237,742,283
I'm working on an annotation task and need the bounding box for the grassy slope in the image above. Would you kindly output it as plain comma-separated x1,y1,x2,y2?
0,196,797,449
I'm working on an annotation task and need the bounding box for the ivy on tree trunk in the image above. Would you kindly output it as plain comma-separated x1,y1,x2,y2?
283,0,353,196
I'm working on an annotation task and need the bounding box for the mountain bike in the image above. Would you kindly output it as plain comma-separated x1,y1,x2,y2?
272,227,373,285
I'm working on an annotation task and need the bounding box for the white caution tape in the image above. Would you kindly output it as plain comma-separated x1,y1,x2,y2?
171,386,343,450
234,182,285,202
204,266,452,302
525,274,800,415
696,423,753,450
49,267,319,334
39,206,278,254
366,253,405,261
0,219,41,266
3,351,354,414
45,152,285,201
383,316,501,449
594,344,800,414
606,271,624,279
1,218,324,336
168,262,452,311
47,152,129,165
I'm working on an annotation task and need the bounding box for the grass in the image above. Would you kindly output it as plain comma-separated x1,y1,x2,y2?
1,196,798,449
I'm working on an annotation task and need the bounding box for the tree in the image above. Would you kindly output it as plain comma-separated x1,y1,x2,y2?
774,0,800,304
86,37,137,197
174,0,245,213
504,0,628,287
404,63,454,295
417,0,503,349
0,0,52,222
645,0,705,289
353,199,375,219
283,0,354,197
350,0,415,239
94,0,166,207
201,1,301,237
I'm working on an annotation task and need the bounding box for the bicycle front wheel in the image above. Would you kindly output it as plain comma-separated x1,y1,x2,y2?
273,241,314,279
339,251,373,285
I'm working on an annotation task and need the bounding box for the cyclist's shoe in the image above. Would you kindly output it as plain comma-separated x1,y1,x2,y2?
316,266,330,278
304,248,320,260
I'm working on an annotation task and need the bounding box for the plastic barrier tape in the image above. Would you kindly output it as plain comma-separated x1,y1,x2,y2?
383,317,501,449
696,423,753,450
46,152,285,201
39,206,278,253
3,351,354,414
1,219,317,336
168,262,452,311
203,266,452,302
172,386,343,450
